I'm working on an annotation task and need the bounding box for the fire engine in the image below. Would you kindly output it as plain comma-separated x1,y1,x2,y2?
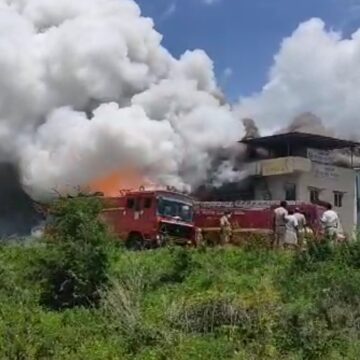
99,189,195,249
99,189,332,247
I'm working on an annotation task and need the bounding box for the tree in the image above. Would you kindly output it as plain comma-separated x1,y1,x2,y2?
35,195,112,310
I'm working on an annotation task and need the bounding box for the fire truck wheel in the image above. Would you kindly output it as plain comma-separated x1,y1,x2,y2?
125,233,145,251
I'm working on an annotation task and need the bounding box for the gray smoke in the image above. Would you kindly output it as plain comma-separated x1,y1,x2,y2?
280,112,360,168
242,118,260,139
278,112,334,136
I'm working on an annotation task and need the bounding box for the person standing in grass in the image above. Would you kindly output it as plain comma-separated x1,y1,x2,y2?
320,203,339,243
294,207,306,249
220,210,232,245
284,209,299,249
273,201,288,249
194,227,203,247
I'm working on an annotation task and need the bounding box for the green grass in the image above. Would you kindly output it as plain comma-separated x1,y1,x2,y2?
1,241,360,359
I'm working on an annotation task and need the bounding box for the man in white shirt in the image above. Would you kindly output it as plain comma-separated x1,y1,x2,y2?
294,208,307,249
320,203,339,241
284,209,299,249
273,201,288,249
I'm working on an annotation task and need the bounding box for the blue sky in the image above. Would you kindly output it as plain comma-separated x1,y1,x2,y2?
136,0,360,101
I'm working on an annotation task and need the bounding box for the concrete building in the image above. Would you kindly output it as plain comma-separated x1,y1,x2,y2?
241,132,360,235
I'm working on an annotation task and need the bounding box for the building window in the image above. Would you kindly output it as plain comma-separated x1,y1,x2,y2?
309,188,320,203
285,183,296,201
334,192,344,208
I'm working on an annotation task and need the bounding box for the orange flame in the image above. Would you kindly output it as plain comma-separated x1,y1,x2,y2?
90,169,148,197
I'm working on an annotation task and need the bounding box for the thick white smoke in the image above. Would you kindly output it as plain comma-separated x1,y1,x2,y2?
236,18,360,137
0,0,243,200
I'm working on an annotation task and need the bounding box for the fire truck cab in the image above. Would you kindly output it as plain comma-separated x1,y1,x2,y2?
100,189,195,249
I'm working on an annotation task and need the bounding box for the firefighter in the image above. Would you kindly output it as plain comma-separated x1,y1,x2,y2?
273,201,288,249
220,210,232,245
194,227,203,247
294,207,307,249
320,203,339,243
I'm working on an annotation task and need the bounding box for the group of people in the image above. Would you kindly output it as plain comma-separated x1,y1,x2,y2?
274,201,341,249
214,201,342,249
273,201,307,249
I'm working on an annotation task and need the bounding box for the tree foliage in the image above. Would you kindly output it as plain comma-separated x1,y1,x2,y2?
35,195,112,310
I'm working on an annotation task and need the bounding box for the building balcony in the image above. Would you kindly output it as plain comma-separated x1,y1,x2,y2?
246,156,312,177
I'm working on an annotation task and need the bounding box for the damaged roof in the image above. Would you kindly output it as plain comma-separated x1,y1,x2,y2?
240,132,360,150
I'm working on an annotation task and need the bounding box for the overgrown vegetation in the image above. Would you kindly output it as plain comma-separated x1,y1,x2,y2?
1,197,360,358
33,196,114,310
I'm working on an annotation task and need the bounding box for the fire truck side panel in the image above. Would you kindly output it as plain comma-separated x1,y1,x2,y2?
194,203,326,245
194,208,273,231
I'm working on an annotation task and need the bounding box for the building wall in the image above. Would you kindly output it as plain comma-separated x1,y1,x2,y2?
298,163,356,234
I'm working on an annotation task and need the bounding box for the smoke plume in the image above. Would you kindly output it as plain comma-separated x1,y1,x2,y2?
278,112,334,137
242,118,260,140
236,18,360,138
0,0,244,202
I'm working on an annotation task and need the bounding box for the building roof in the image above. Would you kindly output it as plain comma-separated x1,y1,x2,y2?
240,132,360,150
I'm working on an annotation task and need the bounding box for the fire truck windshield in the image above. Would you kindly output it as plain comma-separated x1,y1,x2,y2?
157,197,193,222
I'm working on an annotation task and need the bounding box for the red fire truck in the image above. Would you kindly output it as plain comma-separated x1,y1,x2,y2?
101,193,329,247
100,189,195,249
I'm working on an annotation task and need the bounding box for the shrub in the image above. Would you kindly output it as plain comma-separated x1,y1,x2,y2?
278,306,334,360
239,233,271,251
102,274,171,354
168,293,244,334
159,247,196,284
316,274,360,338
336,239,360,269
168,292,273,338
292,238,334,272
34,195,113,310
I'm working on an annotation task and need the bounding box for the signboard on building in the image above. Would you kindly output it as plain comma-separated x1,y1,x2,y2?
307,148,335,165
261,158,292,176
313,163,340,180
